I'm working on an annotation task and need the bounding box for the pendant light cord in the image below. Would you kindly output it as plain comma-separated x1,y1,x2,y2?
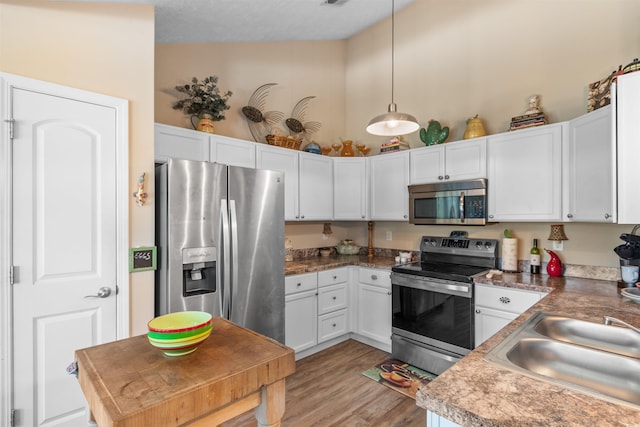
391,0,395,106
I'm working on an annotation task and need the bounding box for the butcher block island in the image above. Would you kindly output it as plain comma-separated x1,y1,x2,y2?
75,317,295,427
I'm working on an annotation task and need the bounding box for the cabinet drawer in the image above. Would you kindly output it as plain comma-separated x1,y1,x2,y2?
318,310,348,343
285,272,317,296
475,284,543,314
358,268,390,288
318,283,347,315
317,267,348,287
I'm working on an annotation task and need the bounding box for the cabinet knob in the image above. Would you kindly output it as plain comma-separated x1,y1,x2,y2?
475,309,481,314
605,213,611,219
371,275,378,280
296,283,301,287
444,175,450,180
567,213,573,219
301,215,305,219
438,175,444,180
499,296,511,304
333,275,337,280
387,291,392,296
403,214,408,219
488,214,494,219
361,215,365,219
332,296,337,300
332,323,337,328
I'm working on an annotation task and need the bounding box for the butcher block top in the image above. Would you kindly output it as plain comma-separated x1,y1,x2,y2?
75,317,295,427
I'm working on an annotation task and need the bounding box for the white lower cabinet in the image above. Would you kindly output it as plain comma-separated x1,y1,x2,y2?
285,272,318,353
357,268,392,349
474,284,545,346
427,411,461,427
317,268,349,343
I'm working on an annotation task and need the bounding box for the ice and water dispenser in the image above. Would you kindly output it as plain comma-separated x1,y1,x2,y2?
182,247,216,295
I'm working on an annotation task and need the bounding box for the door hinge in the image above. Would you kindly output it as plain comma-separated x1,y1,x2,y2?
9,265,15,285
11,409,16,427
4,119,15,140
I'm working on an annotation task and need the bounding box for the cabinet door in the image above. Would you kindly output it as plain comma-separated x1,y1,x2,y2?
369,151,410,220
298,152,333,220
210,134,256,168
333,158,367,220
564,106,614,222
357,283,391,346
409,145,445,184
474,306,517,346
256,145,299,220
615,72,640,224
154,123,209,163
487,124,563,221
285,290,318,353
445,138,487,181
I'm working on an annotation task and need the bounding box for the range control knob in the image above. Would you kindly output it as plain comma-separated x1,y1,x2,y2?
484,242,492,249
476,241,483,249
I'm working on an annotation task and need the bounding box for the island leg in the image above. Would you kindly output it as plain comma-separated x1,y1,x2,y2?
254,379,286,427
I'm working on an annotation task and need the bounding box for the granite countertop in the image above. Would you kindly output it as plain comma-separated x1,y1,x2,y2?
284,254,397,275
416,272,640,426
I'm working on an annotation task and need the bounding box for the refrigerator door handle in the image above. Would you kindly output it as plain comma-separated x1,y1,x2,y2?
229,199,239,320
220,199,231,318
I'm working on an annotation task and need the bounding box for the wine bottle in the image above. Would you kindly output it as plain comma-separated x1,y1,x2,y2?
530,239,541,274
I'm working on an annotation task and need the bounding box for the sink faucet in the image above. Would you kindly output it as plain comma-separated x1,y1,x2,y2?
603,316,640,335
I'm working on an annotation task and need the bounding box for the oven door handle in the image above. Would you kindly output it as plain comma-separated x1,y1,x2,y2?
459,191,465,223
391,273,472,298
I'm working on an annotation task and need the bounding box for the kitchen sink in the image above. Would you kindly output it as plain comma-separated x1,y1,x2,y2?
533,314,640,358
485,312,640,408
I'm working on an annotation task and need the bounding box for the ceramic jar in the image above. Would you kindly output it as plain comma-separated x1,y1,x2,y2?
340,140,355,157
191,112,216,134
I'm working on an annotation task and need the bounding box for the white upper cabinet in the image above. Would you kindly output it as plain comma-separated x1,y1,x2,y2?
209,134,256,168
298,152,333,220
154,123,209,163
563,105,615,222
369,151,410,221
410,138,487,184
487,124,563,222
256,144,300,221
614,72,640,224
333,157,368,220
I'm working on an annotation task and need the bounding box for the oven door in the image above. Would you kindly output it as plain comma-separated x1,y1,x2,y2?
391,273,474,354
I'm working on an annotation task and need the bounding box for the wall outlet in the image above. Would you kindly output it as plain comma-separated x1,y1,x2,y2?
386,231,392,241
322,233,328,240
552,240,564,251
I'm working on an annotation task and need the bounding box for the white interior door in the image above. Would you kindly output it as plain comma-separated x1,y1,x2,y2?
11,87,118,426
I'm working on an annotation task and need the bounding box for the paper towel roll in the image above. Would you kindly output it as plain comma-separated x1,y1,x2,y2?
502,238,518,272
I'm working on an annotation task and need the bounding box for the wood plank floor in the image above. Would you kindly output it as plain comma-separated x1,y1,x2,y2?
220,339,426,427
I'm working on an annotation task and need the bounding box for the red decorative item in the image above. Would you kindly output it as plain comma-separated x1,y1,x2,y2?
545,249,563,277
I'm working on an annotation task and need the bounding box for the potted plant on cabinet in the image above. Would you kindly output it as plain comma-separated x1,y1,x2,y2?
172,75,233,134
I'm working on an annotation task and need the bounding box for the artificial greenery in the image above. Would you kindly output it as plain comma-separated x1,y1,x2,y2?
172,76,233,121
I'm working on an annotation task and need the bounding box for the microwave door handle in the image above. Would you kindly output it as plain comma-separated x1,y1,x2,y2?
459,191,465,223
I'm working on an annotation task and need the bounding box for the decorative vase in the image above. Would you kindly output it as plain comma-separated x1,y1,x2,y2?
340,140,355,157
545,249,563,277
191,112,216,134
464,115,487,139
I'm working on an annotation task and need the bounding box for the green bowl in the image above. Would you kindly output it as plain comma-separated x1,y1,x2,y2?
148,322,212,340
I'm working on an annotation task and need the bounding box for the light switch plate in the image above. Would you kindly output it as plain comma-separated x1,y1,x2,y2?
552,240,564,251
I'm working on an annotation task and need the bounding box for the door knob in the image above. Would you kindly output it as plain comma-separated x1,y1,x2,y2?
84,287,112,299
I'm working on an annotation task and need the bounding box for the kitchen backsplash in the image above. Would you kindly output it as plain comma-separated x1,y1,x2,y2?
292,247,620,282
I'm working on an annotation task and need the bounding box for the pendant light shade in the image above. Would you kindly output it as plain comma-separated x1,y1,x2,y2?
366,0,419,136
366,103,420,136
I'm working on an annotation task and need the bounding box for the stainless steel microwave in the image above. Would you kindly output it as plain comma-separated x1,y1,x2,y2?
408,179,488,225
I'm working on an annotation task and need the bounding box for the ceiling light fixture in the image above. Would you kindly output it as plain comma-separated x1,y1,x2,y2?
366,0,419,136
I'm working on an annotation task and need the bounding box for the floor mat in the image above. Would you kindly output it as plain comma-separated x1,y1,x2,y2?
361,358,437,400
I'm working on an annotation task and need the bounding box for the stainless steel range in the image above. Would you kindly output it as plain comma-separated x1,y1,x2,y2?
391,235,498,375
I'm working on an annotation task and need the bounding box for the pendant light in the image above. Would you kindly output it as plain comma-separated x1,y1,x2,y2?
366,0,419,136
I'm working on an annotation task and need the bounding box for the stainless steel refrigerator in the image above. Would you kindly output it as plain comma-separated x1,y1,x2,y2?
155,158,285,343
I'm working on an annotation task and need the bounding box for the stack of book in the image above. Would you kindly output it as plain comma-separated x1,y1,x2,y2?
380,139,400,154
509,112,546,131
